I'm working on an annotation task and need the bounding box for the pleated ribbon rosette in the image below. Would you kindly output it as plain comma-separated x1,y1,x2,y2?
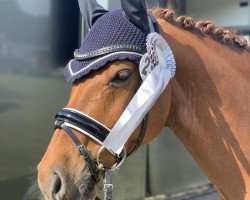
103,32,176,155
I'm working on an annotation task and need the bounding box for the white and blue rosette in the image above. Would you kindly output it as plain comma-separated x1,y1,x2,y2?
103,32,176,157
140,32,176,80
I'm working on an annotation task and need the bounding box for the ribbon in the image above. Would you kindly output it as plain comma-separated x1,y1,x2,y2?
103,32,176,155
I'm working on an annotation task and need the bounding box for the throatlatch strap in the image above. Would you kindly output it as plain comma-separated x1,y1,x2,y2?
127,113,149,156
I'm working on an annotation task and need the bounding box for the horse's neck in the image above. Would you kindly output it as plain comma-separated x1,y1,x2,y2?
161,21,250,199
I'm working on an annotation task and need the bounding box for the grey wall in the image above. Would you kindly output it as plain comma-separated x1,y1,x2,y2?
186,0,250,27
0,0,76,199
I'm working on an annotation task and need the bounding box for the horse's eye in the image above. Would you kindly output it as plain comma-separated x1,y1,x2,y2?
110,70,131,83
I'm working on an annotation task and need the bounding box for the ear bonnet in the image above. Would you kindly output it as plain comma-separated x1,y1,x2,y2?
64,0,159,83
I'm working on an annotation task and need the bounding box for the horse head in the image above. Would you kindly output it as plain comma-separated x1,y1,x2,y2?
37,1,172,199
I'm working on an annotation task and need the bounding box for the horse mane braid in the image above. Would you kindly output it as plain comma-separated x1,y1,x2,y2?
150,8,250,50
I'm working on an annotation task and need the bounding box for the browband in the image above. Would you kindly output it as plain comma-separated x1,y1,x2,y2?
74,44,146,60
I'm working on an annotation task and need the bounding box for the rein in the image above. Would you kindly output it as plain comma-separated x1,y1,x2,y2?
54,107,148,199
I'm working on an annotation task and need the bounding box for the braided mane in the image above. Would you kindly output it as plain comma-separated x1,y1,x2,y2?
150,8,250,50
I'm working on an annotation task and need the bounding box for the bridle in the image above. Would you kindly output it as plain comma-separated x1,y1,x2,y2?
53,31,176,200
53,26,176,200
54,106,148,197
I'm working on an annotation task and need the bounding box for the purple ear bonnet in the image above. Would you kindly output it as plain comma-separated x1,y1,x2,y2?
64,9,159,83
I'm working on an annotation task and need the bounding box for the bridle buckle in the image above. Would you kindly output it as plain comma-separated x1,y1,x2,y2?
96,146,127,171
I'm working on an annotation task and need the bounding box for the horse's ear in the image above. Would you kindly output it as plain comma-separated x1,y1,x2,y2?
121,0,150,34
78,0,108,28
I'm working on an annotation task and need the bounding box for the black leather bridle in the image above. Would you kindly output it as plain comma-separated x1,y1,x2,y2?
54,107,148,183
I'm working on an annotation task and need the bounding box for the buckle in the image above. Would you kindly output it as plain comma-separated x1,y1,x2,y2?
96,146,127,171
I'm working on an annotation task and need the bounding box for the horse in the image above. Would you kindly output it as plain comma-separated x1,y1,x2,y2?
37,7,250,200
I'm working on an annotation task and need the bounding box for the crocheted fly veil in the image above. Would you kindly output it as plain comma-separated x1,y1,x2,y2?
64,0,159,83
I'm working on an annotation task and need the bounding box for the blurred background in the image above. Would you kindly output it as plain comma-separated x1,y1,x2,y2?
0,0,249,199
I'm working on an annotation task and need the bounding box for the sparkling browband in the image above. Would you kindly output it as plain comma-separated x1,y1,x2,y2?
74,44,146,60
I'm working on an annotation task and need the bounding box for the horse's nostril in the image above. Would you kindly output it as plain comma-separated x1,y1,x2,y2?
53,173,62,195
51,172,64,198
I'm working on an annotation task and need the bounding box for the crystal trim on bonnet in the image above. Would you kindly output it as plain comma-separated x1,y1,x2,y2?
74,44,145,60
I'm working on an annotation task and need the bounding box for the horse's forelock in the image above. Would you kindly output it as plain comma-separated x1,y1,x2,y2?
152,7,249,50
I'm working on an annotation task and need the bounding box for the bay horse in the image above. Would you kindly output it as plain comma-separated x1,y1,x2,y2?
37,8,250,200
